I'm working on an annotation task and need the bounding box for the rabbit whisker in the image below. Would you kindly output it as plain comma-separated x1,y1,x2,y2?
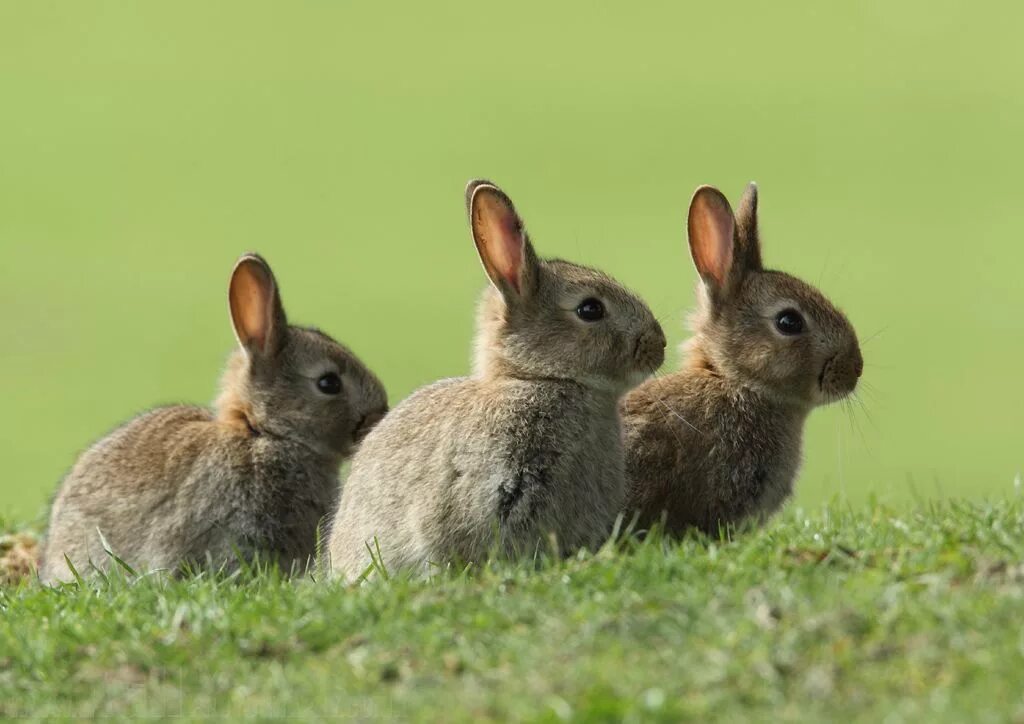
842,398,857,434
817,247,834,287
851,391,876,424
656,303,695,324
850,397,879,447
855,381,881,403
835,412,845,499
630,373,686,445
648,371,704,436
860,327,888,346
839,397,871,469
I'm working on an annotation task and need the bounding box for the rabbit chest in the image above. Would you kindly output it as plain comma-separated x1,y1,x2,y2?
701,389,807,527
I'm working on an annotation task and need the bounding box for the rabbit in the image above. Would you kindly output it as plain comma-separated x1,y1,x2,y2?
39,254,388,583
326,180,666,581
621,183,863,536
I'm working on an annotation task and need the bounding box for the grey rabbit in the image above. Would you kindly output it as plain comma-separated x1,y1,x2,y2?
327,180,666,580
40,254,388,582
622,183,863,535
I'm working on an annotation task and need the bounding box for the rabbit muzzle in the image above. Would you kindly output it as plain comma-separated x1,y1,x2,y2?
353,409,387,443
632,324,667,375
817,345,862,404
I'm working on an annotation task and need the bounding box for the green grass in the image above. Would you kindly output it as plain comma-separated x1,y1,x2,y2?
2,1,1024,520
3,500,1023,721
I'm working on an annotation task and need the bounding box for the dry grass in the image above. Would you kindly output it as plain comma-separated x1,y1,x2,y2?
0,531,39,586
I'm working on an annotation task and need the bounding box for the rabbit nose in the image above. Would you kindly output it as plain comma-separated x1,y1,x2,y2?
355,410,386,441
634,324,667,370
654,324,667,351
852,349,864,379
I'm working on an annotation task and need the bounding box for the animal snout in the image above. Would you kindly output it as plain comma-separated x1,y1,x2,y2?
842,345,864,388
354,409,387,442
633,323,667,372
852,349,864,379
820,345,862,401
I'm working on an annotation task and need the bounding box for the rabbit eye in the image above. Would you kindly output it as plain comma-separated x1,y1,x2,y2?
575,298,605,322
774,309,805,336
316,372,343,395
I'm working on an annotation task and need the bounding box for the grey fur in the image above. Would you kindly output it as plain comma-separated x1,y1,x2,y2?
40,254,388,583
327,180,665,580
622,184,863,535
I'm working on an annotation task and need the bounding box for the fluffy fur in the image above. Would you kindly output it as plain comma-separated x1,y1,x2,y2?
40,254,387,583
327,180,665,580
622,184,863,535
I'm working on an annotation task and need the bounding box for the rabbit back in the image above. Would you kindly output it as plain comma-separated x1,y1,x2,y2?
41,405,338,582
622,183,861,535
328,375,625,580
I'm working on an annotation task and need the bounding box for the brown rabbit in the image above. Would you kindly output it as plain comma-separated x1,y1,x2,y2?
327,180,666,581
622,183,862,536
39,254,388,583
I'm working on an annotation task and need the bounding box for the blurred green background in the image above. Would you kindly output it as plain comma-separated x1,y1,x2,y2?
2,1,1022,521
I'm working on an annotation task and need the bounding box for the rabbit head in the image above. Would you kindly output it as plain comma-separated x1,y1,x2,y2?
216,254,388,458
467,180,666,392
685,184,862,409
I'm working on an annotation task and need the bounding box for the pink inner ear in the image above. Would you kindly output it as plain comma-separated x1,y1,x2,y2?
230,262,273,351
689,191,735,287
475,193,524,294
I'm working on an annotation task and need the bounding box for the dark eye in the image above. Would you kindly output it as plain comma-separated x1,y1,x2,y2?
575,298,605,322
316,372,342,395
774,309,805,336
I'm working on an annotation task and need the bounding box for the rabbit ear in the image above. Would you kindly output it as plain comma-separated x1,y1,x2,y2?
467,180,539,301
688,185,738,296
228,254,288,358
734,182,763,272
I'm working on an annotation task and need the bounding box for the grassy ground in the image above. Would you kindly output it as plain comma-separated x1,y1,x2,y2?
3,499,1023,721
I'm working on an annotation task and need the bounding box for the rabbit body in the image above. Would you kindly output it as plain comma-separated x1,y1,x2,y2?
42,403,339,580
328,181,665,580
623,184,862,536
41,255,387,583
329,374,626,578
623,358,807,535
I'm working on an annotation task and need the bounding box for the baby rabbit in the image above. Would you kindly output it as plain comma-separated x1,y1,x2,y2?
327,180,665,580
40,254,387,583
622,184,863,536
